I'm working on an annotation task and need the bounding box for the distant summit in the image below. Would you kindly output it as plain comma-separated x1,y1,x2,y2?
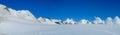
0,4,36,20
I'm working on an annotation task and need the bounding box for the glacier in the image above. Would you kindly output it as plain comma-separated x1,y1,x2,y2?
0,4,120,35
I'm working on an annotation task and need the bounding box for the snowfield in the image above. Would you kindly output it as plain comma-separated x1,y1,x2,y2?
0,17,120,35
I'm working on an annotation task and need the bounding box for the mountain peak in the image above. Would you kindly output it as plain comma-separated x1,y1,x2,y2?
0,4,36,21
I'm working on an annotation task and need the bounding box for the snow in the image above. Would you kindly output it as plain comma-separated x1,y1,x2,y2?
38,17,45,23
8,8,19,16
17,10,36,20
105,17,113,25
38,17,62,24
63,18,76,24
0,19,120,35
79,19,92,24
0,4,120,35
93,17,105,24
0,4,10,16
113,16,120,25
1,15,120,35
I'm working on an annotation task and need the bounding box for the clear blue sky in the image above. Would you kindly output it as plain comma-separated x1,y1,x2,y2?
0,0,120,21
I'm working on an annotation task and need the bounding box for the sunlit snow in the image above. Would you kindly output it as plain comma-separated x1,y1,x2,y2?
0,4,120,35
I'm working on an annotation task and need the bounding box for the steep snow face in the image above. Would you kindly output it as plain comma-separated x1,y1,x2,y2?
63,18,76,24
8,8,20,16
0,4,19,17
17,10,36,20
79,19,92,24
105,17,113,25
113,16,120,25
93,17,105,24
0,4,11,16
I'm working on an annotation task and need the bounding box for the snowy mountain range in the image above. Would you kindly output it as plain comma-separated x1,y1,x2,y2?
38,16,120,25
0,4,120,25
0,4,120,35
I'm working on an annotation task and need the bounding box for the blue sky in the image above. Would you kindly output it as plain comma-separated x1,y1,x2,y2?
0,0,120,21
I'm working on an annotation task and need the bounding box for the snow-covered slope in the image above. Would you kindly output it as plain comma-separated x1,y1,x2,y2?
0,4,37,21
38,17,45,23
17,10,37,20
0,4,11,16
79,19,92,24
63,18,76,24
93,17,105,24
105,17,113,25
1,16,120,35
113,16,120,25
8,8,20,16
0,4,120,35
38,17,62,24
0,21,120,35
0,16,41,35
38,16,120,25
